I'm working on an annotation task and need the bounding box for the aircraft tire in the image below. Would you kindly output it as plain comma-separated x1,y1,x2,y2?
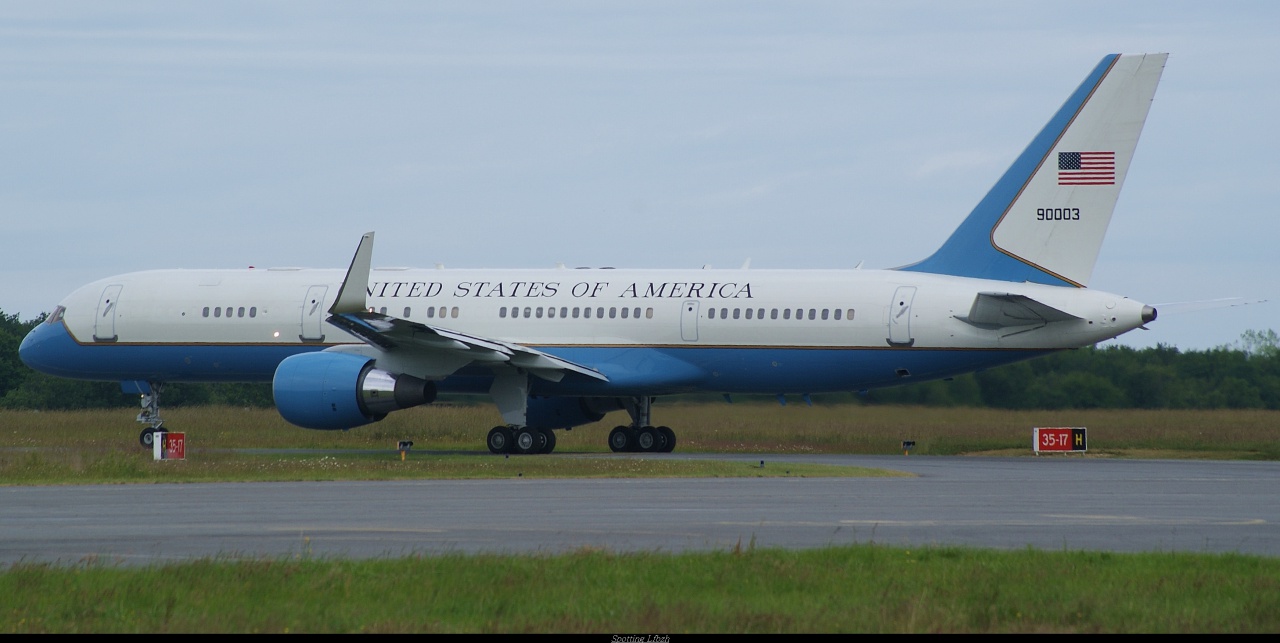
539,428,557,454
515,428,543,455
139,426,164,449
657,426,676,453
608,426,630,452
637,426,659,452
487,426,514,454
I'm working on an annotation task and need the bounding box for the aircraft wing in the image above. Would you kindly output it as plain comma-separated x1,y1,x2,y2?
326,311,607,383
960,292,1082,328
325,232,606,384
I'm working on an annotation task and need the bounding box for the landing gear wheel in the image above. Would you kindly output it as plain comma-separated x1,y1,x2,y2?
608,425,631,452
539,428,557,454
515,428,544,455
657,426,676,453
636,426,659,452
487,426,514,454
139,425,165,449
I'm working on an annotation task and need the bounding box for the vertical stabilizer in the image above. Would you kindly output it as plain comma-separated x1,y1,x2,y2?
900,53,1167,287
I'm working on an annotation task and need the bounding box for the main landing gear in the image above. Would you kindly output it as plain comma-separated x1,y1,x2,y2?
482,396,678,455
607,424,676,453
483,366,677,456
486,426,558,454
608,396,676,453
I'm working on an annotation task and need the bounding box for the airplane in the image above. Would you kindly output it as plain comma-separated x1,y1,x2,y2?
19,53,1167,454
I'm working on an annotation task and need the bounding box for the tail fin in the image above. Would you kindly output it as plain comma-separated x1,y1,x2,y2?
900,53,1167,287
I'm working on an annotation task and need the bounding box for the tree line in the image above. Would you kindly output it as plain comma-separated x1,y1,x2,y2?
3,309,1278,411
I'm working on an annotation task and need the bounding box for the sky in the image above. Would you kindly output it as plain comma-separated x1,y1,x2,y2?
2,1,1276,351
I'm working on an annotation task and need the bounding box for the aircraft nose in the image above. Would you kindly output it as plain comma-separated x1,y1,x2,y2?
18,318,71,375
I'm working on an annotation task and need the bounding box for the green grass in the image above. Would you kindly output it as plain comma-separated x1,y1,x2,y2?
3,403,1278,485
7,402,1280,454
4,547,1277,633
0,447,887,484
6,403,1280,455
4,403,1277,632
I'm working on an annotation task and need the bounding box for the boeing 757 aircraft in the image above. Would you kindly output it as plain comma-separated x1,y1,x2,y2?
20,53,1167,454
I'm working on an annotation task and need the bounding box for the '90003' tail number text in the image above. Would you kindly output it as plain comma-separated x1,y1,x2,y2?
1037,208,1080,221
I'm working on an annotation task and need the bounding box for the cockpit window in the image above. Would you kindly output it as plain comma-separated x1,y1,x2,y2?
46,306,65,324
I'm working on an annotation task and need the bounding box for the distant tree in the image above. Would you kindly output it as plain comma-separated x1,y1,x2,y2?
1239,329,1280,359
0,311,42,396
1,372,131,411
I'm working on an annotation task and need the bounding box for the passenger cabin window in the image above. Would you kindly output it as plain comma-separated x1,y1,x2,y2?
498,305,654,321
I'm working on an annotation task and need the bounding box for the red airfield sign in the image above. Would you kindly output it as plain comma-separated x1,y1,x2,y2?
1034,427,1086,453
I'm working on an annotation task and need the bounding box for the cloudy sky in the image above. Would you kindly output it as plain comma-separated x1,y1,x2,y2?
2,1,1276,350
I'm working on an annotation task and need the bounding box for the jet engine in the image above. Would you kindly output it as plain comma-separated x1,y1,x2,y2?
272,352,436,430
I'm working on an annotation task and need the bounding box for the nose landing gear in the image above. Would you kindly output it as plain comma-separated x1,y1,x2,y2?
133,382,166,448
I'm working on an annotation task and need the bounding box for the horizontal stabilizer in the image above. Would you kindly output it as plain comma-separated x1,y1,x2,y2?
960,292,1081,328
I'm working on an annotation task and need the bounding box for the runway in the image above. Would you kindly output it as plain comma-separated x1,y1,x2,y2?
3,455,1278,565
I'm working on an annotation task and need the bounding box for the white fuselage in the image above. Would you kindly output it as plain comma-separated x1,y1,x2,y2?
60,266,1144,350
34,264,1149,396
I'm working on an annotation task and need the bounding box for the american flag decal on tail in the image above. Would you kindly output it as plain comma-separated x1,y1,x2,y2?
1058,151,1115,185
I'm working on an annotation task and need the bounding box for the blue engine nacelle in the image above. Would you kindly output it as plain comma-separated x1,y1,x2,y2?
272,352,437,430
525,396,626,430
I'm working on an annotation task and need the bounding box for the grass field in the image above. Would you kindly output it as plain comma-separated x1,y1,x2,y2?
2,402,1278,632
5,401,1279,459
5,548,1278,633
